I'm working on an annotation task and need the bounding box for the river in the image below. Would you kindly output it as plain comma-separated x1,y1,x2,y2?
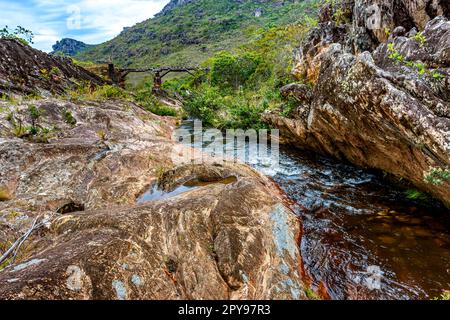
143,120,450,300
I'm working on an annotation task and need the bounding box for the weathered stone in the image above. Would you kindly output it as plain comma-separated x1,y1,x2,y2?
0,39,105,97
0,42,308,299
267,16,450,208
280,84,312,103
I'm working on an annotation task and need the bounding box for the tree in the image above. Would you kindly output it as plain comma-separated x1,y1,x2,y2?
0,25,34,45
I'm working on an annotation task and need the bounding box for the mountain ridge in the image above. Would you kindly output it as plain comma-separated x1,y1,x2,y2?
74,0,319,74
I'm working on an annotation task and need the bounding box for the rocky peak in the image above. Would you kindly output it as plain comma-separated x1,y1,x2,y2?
156,0,196,16
51,38,92,56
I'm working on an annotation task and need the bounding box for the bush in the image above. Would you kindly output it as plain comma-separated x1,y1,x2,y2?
184,85,225,127
67,84,129,102
62,109,77,126
135,83,178,117
0,25,34,45
147,104,178,117
210,51,263,90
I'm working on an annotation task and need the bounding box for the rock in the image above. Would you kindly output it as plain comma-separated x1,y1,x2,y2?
0,168,307,300
0,39,105,97
51,38,93,57
392,26,406,37
0,97,307,300
266,15,450,208
280,84,312,103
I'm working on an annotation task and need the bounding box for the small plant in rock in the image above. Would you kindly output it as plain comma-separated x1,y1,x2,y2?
5,111,14,123
12,122,27,137
412,31,426,47
96,130,108,141
304,288,321,300
388,43,445,81
433,290,450,300
40,69,50,80
27,104,41,134
431,71,445,81
424,167,450,186
62,109,77,126
50,67,62,76
28,105,41,121
404,189,427,201
387,43,405,63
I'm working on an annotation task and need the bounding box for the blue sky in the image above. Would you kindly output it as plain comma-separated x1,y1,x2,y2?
0,0,169,52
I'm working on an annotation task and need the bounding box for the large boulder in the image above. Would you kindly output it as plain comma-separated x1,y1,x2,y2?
0,97,307,300
265,15,450,208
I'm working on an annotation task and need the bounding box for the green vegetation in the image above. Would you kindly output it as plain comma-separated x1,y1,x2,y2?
76,0,320,85
135,84,179,117
304,288,321,300
412,31,426,47
62,109,77,126
66,83,129,102
404,189,428,201
0,25,34,45
424,167,450,186
387,43,444,80
160,22,314,129
433,291,450,300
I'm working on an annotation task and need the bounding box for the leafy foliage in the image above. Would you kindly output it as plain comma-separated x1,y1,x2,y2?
76,0,320,86
424,167,450,186
160,21,313,129
135,83,178,117
0,25,34,45
387,43,444,80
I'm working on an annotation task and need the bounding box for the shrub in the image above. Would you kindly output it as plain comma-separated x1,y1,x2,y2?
0,25,34,45
135,83,178,117
62,109,77,126
210,51,263,90
67,84,129,102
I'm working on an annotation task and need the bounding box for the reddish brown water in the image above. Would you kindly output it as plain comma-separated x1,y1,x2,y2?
269,147,450,300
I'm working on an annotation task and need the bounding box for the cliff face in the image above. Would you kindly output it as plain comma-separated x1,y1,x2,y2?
264,1,450,207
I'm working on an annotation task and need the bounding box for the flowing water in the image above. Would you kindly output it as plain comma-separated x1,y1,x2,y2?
149,120,450,300
263,148,450,300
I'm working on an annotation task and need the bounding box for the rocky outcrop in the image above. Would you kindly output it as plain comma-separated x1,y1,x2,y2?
294,0,449,82
266,5,450,207
0,97,307,299
51,38,93,57
157,0,195,16
0,39,105,97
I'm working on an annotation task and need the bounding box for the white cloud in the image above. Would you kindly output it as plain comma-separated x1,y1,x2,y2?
0,0,169,51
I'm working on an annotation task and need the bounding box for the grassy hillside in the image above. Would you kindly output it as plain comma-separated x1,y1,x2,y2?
77,0,320,74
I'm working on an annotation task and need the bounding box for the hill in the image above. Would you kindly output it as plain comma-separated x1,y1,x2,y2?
76,0,320,71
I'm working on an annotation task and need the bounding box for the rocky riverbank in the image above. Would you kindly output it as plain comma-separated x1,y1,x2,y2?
0,39,308,300
264,1,450,208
